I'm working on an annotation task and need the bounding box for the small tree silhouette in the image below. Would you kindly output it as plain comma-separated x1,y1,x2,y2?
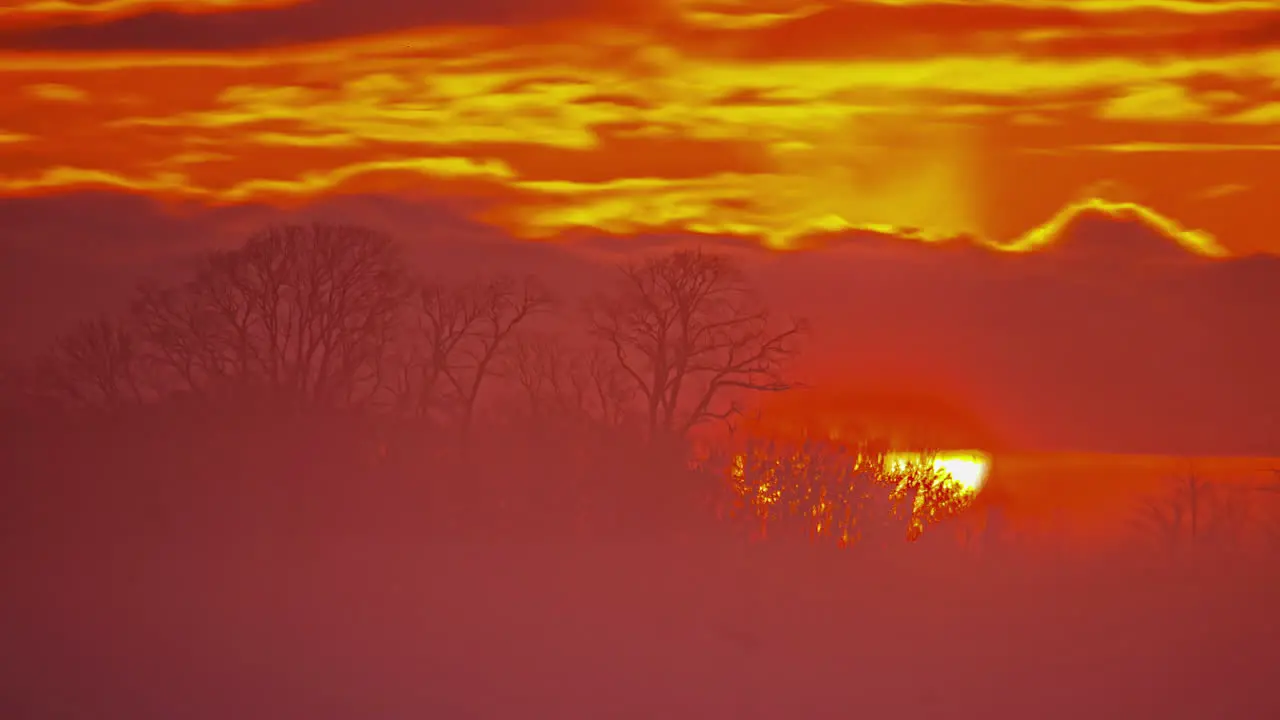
505,334,634,431
34,315,145,410
587,248,807,444
398,275,550,436
1132,465,1253,555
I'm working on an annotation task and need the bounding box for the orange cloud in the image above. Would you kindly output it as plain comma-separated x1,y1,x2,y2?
24,82,89,102
0,0,300,27
2,0,1280,253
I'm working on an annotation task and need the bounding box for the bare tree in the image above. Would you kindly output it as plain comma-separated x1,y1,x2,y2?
132,279,232,397
507,333,572,423
506,334,636,430
34,315,145,410
133,224,413,410
575,345,636,428
587,248,806,443
399,276,550,435
1133,466,1253,554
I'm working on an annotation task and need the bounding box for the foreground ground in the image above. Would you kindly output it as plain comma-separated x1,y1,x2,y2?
3,534,1278,719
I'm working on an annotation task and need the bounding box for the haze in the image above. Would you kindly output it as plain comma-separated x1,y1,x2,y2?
3,1,1280,718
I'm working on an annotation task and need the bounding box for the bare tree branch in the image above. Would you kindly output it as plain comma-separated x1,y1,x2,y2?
400,275,551,434
587,248,807,442
35,315,145,410
132,223,413,410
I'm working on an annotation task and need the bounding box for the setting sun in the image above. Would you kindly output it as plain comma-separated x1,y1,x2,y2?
884,450,992,495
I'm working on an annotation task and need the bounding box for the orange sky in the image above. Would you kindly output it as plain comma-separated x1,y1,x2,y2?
2,0,1280,253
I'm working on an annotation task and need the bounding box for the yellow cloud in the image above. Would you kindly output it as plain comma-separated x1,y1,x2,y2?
112,71,636,150
0,157,515,199
24,83,89,103
1003,197,1229,257
1096,83,1212,121
0,130,34,144
247,131,364,148
667,0,1280,19
1076,142,1280,152
1225,102,1280,124
1196,183,1250,199
0,166,191,194
3,8,1280,250
160,150,233,165
218,156,516,201
501,114,982,250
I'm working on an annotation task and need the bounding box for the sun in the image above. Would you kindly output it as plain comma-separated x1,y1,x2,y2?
883,450,992,494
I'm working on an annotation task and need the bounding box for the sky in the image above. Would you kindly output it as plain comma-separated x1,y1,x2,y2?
2,0,1280,253
2,0,1279,457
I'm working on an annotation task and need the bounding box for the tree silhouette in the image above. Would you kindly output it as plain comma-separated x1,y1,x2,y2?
133,223,413,410
721,435,882,544
1133,467,1253,554
398,275,550,435
34,315,145,410
878,453,978,542
588,248,806,443
507,334,635,431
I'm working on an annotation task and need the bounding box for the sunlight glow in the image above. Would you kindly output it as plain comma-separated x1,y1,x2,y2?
719,441,992,544
884,450,992,494
997,198,1230,257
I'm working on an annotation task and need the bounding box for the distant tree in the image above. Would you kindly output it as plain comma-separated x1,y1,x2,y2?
34,315,145,410
506,333,580,426
398,276,550,436
133,223,413,410
721,435,880,544
1133,466,1252,554
711,432,980,545
573,344,637,429
506,334,635,431
877,453,981,542
587,248,807,444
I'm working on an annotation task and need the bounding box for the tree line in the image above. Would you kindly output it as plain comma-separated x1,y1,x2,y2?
14,221,1272,550
3,226,996,544
11,223,808,449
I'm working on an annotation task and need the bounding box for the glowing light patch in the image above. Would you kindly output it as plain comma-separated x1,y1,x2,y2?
883,450,991,494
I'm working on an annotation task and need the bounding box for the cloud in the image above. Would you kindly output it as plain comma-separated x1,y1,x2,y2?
2,0,1280,255
1196,182,1251,199
5,14,1278,245
1012,198,1228,258
1072,141,1280,152
1225,101,1280,123
23,82,89,102
0,0,612,50
1095,82,1216,120
0,1,298,27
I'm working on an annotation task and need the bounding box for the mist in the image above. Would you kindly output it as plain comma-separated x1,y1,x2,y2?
4,407,1280,720
4,211,1279,719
